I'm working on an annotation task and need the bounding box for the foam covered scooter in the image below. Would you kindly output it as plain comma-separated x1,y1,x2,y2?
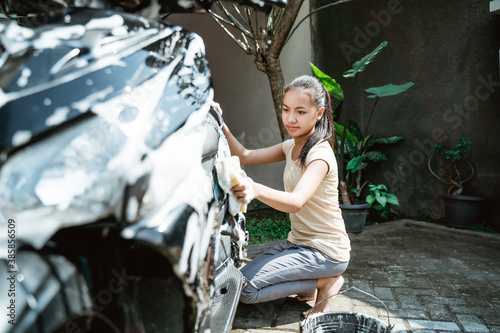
0,0,284,331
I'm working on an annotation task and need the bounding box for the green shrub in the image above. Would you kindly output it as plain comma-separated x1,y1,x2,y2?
472,221,498,234
246,210,291,244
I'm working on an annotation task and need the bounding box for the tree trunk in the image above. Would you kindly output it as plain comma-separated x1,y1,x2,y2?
255,0,305,142
339,181,352,205
265,58,287,141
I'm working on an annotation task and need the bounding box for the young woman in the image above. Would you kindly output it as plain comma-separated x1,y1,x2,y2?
212,75,350,317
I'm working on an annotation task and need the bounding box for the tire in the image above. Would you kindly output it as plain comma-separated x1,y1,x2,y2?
1,251,95,333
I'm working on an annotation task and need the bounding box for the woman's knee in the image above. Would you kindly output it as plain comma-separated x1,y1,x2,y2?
239,286,259,304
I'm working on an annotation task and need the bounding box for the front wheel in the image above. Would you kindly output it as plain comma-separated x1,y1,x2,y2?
0,251,121,333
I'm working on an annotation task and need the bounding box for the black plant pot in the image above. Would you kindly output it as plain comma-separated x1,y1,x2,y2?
443,194,486,229
340,201,370,233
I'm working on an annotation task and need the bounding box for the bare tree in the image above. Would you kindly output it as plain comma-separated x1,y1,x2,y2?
209,0,349,141
209,0,303,140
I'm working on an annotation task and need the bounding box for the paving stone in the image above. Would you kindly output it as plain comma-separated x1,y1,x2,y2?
232,303,276,330
409,277,433,289
415,289,440,298
448,304,499,319
342,275,352,286
380,300,399,312
374,286,395,300
461,295,491,307
351,298,376,307
274,310,302,331
479,285,500,298
489,325,500,333
386,265,411,272
364,270,390,282
352,304,379,318
423,304,453,321
328,295,353,312
280,297,307,311
431,284,462,297
347,280,372,292
232,221,500,333
466,274,490,284
387,318,408,333
455,314,490,332
390,308,429,320
437,276,467,285
479,310,500,326
396,294,425,309
488,296,500,308
232,316,275,330
377,273,409,287
408,319,461,331
423,296,467,306
396,287,438,297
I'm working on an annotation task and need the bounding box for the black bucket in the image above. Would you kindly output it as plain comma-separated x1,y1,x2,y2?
301,312,390,333
300,288,393,333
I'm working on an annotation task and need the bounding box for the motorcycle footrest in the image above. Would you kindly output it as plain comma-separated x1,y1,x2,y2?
210,263,244,333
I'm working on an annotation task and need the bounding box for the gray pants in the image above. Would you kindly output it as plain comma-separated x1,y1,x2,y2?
240,240,348,304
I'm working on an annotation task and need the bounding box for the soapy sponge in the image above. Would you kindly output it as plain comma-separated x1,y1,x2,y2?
216,156,254,216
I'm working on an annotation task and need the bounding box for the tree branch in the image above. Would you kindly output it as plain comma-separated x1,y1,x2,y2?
285,0,351,45
208,9,250,53
268,0,305,58
214,1,254,39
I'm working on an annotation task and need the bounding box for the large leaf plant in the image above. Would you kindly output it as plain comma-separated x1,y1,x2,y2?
311,41,414,205
340,120,404,204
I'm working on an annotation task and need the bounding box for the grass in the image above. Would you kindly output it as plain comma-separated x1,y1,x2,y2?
472,221,499,234
245,208,290,244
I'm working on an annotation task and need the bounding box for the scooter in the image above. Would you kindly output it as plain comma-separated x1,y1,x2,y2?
0,0,284,331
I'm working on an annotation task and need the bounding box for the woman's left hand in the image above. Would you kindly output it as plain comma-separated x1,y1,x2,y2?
230,171,255,203
231,183,248,202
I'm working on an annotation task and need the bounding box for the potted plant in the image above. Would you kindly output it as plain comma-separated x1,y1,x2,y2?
335,120,403,230
311,41,414,232
337,119,404,206
365,184,400,221
427,137,486,228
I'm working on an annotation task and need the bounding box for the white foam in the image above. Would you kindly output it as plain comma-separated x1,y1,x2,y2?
45,106,71,126
85,14,125,31
12,130,32,146
17,67,32,87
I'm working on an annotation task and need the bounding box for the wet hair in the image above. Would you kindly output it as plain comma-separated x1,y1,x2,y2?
283,75,334,167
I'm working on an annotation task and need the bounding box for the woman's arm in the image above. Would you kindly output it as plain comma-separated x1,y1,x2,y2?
233,159,329,213
212,102,285,165
222,123,285,165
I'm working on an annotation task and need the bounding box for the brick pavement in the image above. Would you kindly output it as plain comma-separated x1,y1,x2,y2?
230,220,500,333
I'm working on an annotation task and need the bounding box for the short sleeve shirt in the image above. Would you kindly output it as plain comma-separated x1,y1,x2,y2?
282,139,351,262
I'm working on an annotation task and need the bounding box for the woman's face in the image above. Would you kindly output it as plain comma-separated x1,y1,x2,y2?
282,88,324,140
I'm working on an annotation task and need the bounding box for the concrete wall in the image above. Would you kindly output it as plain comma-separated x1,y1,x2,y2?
310,0,500,227
168,1,312,192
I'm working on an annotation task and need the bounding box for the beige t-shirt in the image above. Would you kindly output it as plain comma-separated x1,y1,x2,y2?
282,139,351,262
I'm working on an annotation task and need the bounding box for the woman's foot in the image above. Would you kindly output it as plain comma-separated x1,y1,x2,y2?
296,289,317,301
302,275,344,318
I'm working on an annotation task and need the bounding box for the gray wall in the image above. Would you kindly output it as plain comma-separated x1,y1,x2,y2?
168,2,312,192
311,0,500,227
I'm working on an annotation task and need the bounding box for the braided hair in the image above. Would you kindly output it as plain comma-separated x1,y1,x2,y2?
283,75,335,167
